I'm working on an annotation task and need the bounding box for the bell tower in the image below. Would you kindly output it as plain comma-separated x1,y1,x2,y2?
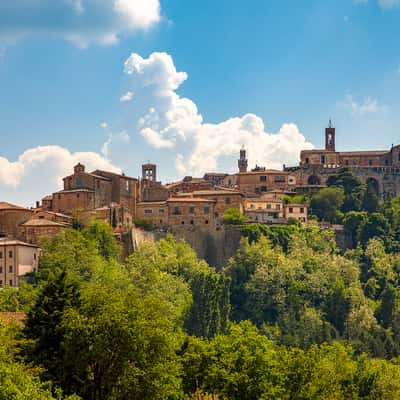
325,119,336,152
142,163,157,182
238,147,248,173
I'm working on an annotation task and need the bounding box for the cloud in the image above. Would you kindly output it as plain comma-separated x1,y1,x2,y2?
378,0,400,9
0,0,161,47
354,0,400,8
120,52,313,176
120,91,134,102
341,94,383,116
0,145,120,206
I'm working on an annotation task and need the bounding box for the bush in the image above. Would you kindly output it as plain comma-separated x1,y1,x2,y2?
222,208,246,225
134,218,154,231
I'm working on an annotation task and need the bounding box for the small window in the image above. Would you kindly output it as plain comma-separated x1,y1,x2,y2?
289,207,293,213
190,220,194,225
77,193,80,198
8,251,12,258
385,159,389,166
181,221,185,225
9,279,12,287
267,204,271,210
345,160,349,166
0,252,2,259
58,194,61,199
398,153,400,162
368,160,373,166
225,197,231,205
125,180,129,191
276,204,281,210
159,209,165,214
260,176,267,182
0,267,2,273
321,155,326,165
261,186,267,192
189,207,195,214
174,206,181,215
305,158,309,164
96,180,100,189
0,280,2,287
9,266,12,273
76,177,83,188
144,209,153,215
204,207,209,214
205,220,209,224
34,253,36,260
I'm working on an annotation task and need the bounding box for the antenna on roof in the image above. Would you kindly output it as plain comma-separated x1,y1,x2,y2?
328,118,333,128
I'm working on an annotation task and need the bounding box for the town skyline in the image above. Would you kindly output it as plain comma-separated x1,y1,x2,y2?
2,0,400,205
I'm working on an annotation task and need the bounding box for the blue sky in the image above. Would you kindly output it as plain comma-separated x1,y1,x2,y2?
1,0,400,205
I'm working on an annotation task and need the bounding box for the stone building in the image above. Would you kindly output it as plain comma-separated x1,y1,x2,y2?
288,122,400,198
0,202,33,239
165,176,214,195
136,201,169,229
0,238,40,287
244,198,308,224
136,197,216,230
91,170,138,216
19,219,70,245
31,210,73,225
40,163,139,220
284,204,308,223
244,198,284,224
236,149,296,194
167,198,216,229
175,189,243,221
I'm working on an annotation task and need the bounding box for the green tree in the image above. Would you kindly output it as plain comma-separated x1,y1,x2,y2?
23,269,81,387
85,220,120,261
310,187,344,223
222,208,246,225
358,213,391,248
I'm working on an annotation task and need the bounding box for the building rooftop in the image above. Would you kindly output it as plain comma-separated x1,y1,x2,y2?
22,219,70,227
33,210,73,219
191,189,242,196
92,169,138,181
239,169,287,175
0,238,40,248
167,197,215,203
54,188,94,194
0,202,30,211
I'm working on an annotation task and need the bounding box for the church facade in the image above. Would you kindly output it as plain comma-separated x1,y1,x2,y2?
286,123,400,198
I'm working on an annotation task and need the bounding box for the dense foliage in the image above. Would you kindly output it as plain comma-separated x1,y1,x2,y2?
3,213,400,398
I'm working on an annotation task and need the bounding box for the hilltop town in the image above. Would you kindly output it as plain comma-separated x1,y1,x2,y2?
2,122,400,287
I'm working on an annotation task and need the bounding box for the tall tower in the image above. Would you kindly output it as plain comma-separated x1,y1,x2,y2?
238,147,248,173
142,163,157,182
325,119,336,152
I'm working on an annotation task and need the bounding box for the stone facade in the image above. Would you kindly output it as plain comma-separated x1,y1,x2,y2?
0,238,40,287
19,219,70,245
0,202,33,239
289,124,400,198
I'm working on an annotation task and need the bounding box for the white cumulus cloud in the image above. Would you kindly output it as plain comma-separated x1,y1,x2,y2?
0,145,120,206
120,52,313,176
120,91,134,102
0,0,161,47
